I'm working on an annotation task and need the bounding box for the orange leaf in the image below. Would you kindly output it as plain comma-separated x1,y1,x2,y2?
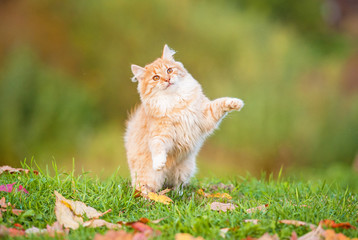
321,219,357,230
147,192,173,205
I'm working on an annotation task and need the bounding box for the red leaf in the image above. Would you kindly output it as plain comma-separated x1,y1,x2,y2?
131,222,152,233
320,219,356,230
0,182,29,194
13,223,23,229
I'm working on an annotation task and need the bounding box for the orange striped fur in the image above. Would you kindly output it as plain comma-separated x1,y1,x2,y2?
125,45,244,193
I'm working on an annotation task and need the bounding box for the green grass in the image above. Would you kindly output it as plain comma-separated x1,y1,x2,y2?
0,163,357,239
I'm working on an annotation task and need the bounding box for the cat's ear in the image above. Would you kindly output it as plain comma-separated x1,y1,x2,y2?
131,64,145,82
162,44,176,61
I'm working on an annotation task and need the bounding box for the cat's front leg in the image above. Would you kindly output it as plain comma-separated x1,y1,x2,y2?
205,97,244,123
149,137,169,171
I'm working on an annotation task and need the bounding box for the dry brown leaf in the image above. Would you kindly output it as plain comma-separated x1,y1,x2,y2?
94,230,139,240
297,224,325,240
158,188,171,195
0,225,26,237
210,202,237,212
0,165,38,175
210,183,235,192
220,228,230,238
244,219,260,225
175,233,205,240
279,220,316,229
151,217,166,224
258,233,279,240
0,197,24,216
147,192,173,205
291,231,298,240
246,204,268,213
54,191,113,230
197,189,232,200
0,197,6,208
83,219,121,229
55,191,107,219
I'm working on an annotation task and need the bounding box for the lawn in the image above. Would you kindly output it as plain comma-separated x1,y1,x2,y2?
0,163,357,239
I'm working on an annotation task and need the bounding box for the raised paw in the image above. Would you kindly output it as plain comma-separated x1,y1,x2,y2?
152,153,167,171
225,98,244,111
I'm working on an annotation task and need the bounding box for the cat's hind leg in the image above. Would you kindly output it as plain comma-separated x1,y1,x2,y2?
166,156,197,193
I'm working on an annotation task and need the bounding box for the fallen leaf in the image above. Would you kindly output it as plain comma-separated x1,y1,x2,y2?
175,233,205,240
13,223,23,229
220,228,230,238
131,222,153,233
46,221,70,237
54,191,114,230
94,230,144,240
83,219,121,229
210,202,237,212
0,182,29,194
0,225,26,237
258,233,279,240
0,197,24,216
290,231,298,240
158,188,171,195
297,224,325,240
210,183,235,192
0,197,6,208
197,189,232,200
151,217,166,224
279,220,316,229
0,165,38,175
55,191,109,219
25,227,48,235
244,219,259,225
246,204,268,213
147,192,173,205
320,219,357,230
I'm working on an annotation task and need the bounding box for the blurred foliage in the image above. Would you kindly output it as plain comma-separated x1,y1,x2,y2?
0,0,357,176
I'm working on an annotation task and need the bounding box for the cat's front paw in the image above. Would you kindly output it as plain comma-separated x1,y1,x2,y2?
225,98,244,111
152,153,167,171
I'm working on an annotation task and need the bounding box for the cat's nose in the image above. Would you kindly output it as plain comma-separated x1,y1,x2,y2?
164,78,170,83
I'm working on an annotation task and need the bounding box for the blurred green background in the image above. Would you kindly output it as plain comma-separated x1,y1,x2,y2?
0,0,357,179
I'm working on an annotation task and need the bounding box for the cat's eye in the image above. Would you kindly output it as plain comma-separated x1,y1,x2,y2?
167,68,173,74
153,75,160,81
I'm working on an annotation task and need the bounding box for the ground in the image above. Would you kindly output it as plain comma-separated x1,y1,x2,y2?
0,164,357,239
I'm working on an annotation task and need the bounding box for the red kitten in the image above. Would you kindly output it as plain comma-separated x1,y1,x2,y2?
125,45,244,193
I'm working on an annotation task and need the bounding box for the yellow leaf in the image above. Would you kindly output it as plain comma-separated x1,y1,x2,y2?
197,189,232,200
147,192,173,205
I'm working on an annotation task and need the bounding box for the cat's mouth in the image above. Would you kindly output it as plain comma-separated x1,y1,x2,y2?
166,82,174,89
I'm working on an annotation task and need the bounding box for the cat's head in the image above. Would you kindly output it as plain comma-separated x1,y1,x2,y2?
131,45,188,97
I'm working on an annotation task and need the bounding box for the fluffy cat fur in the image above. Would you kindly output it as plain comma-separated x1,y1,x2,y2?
125,45,244,193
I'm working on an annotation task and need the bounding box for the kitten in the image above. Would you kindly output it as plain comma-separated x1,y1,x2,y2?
125,45,244,193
